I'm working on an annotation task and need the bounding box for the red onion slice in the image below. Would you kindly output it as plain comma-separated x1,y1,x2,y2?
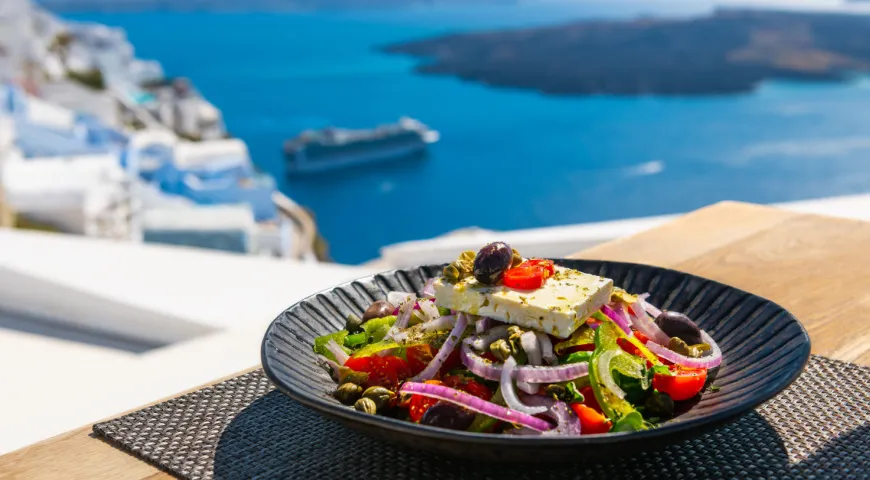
325,339,350,365
639,296,663,318
500,356,548,415
460,341,589,383
601,304,633,335
316,354,340,380
417,299,441,323
409,313,469,381
520,331,542,366
535,332,557,365
386,293,416,339
475,317,499,334
387,291,414,307
419,314,457,332
421,278,436,298
645,330,723,368
520,395,582,436
628,301,671,345
400,381,552,432
469,326,510,351
516,381,539,394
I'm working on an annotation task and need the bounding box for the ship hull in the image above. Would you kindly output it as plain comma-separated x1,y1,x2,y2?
285,139,430,174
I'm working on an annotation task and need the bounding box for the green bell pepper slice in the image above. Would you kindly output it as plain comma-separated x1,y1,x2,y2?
588,322,649,432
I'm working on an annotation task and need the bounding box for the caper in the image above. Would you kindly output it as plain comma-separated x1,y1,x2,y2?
507,326,525,353
334,383,363,405
473,242,513,285
545,384,570,402
667,337,711,358
645,391,675,419
362,300,394,322
457,250,476,271
490,339,513,361
354,397,378,414
655,311,703,345
443,264,461,283
338,366,369,386
361,386,396,411
443,251,476,283
345,313,364,334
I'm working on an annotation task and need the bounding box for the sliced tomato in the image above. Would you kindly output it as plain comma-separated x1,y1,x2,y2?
343,356,371,371
570,403,612,434
578,385,603,413
442,375,492,401
503,259,556,289
524,259,555,276
408,380,443,422
439,347,463,376
382,355,412,381
503,266,547,289
342,355,411,390
653,365,707,401
405,345,435,376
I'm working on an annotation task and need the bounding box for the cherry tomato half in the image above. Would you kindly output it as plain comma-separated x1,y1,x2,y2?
408,380,442,422
405,345,435,376
503,266,547,289
524,259,555,276
578,385,603,413
653,365,708,401
343,355,411,390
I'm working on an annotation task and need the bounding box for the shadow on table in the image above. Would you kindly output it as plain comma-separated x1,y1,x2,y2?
212,391,869,480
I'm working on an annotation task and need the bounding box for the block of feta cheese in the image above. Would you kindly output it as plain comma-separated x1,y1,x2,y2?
433,266,613,339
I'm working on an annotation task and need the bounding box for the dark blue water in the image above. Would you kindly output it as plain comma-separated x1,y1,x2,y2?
67,3,870,263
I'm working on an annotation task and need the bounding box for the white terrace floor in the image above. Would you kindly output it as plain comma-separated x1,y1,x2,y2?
0,229,374,454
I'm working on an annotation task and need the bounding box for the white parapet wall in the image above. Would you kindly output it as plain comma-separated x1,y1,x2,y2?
0,227,372,345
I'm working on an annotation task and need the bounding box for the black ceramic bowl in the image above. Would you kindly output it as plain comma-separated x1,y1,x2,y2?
261,260,810,462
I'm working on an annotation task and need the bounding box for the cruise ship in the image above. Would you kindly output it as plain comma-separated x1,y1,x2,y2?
283,117,439,174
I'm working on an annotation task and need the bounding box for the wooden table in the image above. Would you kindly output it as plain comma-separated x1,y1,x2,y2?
3,201,869,479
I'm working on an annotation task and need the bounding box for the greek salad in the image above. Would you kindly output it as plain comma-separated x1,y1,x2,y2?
313,242,722,435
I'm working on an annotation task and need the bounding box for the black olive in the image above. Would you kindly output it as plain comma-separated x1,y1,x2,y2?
345,314,364,334
362,300,395,322
419,402,475,431
473,242,513,285
655,311,703,345
645,391,675,419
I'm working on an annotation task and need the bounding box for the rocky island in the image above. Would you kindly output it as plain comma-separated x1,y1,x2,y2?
383,9,870,96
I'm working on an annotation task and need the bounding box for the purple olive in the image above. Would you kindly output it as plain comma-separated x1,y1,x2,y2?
655,311,703,345
362,300,395,322
419,402,475,431
473,242,513,285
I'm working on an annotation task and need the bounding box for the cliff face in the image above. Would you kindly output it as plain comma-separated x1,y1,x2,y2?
383,9,870,96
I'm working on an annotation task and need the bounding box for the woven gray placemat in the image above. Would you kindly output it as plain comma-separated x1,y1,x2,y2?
94,355,870,480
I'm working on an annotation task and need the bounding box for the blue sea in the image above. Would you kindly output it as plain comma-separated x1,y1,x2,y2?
67,2,870,264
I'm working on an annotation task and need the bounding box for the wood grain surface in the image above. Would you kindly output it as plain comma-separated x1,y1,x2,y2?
2,201,867,479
